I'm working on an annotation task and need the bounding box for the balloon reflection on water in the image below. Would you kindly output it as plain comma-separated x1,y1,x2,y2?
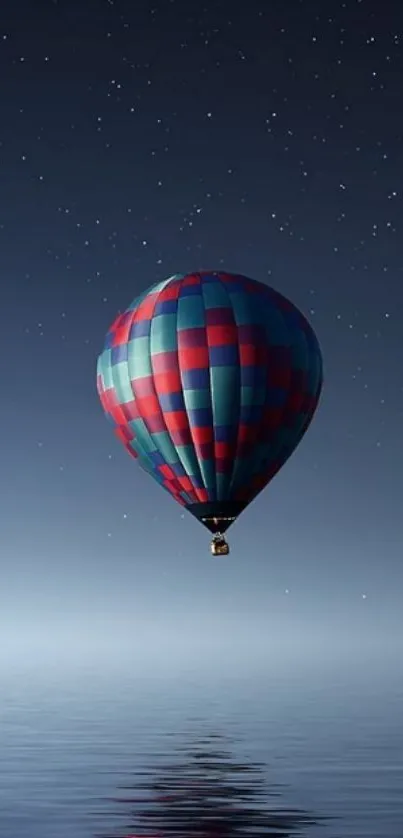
95,732,328,837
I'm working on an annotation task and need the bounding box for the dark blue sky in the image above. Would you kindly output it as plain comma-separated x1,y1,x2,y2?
2,0,402,665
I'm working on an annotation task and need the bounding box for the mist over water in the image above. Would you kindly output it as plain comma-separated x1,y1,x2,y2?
1,635,402,838
2,598,401,671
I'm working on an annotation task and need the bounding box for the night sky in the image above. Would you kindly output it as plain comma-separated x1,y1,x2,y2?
2,0,402,668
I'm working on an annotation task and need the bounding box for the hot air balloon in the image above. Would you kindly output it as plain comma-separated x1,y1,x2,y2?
96,272,323,555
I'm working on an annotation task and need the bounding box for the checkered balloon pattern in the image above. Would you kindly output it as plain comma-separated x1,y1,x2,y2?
97,271,323,514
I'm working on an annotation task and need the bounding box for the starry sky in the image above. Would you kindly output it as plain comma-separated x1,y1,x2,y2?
2,0,402,669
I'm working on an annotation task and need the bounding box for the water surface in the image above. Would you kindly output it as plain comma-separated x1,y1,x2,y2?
1,658,402,837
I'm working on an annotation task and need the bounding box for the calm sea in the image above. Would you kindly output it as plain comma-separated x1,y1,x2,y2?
0,657,402,837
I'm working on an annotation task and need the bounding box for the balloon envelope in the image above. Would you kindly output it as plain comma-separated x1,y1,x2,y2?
97,272,323,534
